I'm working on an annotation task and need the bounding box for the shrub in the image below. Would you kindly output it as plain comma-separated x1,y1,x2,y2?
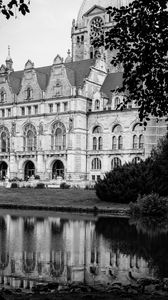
35,175,40,180
11,182,18,188
35,183,45,189
11,177,21,182
130,193,168,217
60,182,70,189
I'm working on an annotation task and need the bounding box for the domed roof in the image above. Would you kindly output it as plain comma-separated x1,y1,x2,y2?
77,0,133,25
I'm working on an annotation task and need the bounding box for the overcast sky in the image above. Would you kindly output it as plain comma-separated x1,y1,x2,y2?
0,0,82,70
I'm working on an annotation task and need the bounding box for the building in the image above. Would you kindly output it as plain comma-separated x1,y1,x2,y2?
0,0,167,184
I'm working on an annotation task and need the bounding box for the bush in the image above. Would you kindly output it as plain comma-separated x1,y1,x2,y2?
35,175,40,180
130,193,168,217
11,177,22,182
60,182,70,189
95,158,153,203
35,183,45,189
11,182,18,188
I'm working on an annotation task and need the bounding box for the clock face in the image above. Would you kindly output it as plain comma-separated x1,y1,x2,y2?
90,17,104,45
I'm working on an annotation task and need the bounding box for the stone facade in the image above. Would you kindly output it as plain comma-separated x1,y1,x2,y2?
0,0,167,184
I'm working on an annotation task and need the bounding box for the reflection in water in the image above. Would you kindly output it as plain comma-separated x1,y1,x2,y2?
0,213,167,290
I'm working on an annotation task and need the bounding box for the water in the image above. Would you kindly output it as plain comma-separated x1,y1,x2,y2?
0,209,168,290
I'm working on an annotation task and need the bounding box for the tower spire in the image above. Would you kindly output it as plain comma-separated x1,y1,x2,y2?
6,45,13,72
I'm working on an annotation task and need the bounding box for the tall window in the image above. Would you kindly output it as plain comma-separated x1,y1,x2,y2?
112,124,123,150
133,124,144,150
114,97,120,109
92,125,103,151
95,100,100,110
51,122,66,151
26,87,32,100
111,157,122,169
0,90,6,103
91,158,101,170
0,127,10,153
24,124,37,152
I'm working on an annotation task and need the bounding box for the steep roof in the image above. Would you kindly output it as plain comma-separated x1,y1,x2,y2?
101,72,123,101
8,59,95,94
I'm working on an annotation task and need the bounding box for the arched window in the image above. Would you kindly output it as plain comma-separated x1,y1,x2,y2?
92,158,101,170
77,36,80,43
51,122,66,151
24,124,37,152
98,137,103,150
111,157,122,169
0,126,10,153
118,136,123,150
95,100,100,110
133,135,138,149
114,97,120,109
139,134,144,149
93,137,97,150
93,126,102,134
0,90,6,103
112,124,123,150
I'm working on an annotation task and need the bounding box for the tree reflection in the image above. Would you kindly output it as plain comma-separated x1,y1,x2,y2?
96,217,168,279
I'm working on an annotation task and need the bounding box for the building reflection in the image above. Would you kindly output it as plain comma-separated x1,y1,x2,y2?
0,214,153,290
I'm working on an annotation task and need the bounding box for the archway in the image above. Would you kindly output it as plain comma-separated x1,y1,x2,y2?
52,160,64,179
0,162,8,180
24,161,35,180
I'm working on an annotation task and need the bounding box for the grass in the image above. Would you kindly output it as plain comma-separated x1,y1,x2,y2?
0,187,128,210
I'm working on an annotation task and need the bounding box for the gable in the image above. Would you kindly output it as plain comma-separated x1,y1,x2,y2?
83,5,105,17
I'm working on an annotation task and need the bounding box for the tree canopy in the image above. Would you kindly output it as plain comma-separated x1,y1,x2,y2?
97,0,168,125
0,0,30,19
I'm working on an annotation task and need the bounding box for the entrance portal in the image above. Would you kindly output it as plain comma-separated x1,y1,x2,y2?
24,161,35,180
52,160,64,179
0,162,8,180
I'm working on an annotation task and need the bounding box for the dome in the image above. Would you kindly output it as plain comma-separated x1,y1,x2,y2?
77,0,133,25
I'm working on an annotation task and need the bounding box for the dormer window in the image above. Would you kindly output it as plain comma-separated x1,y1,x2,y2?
26,87,32,100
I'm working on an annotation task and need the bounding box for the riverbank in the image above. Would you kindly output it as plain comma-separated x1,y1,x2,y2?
0,187,129,215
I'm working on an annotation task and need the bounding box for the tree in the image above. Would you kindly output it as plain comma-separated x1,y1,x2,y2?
97,0,168,126
0,0,30,19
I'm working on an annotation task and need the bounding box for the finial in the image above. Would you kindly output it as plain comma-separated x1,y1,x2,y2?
8,45,10,57
67,49,71,56
6,45,12,61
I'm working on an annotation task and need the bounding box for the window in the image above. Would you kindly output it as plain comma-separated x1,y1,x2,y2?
34,105,38,114
49,104,53,113
98,137,103,150
56,103,60,113
51,121,66,151
97,175,101,181
26,87,32,100
95,99,100,110
92,175,95,181
7,108,11,117
111,157,122,169
93,137,97,150
21,107,25,116
91,158,101,170
133,135,138,149
118,136,123,150
24,123,37,152
139,134,144,149
0,127,10,153
0,90,6,102
1,109,5,118
112,124,123,150
63,102,68,112
132,157,141,164
93,126,102,134
28,106,31,115
114,97,120,109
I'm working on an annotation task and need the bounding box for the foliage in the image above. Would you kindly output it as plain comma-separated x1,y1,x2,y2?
95,0,168,125
96,133,168,203
95,158,153,203
130,193,168,217
10,176,22,182
34,175,40,180
35,183,45,189
0,0,30,19
10,182,18,188
60,182,70,189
